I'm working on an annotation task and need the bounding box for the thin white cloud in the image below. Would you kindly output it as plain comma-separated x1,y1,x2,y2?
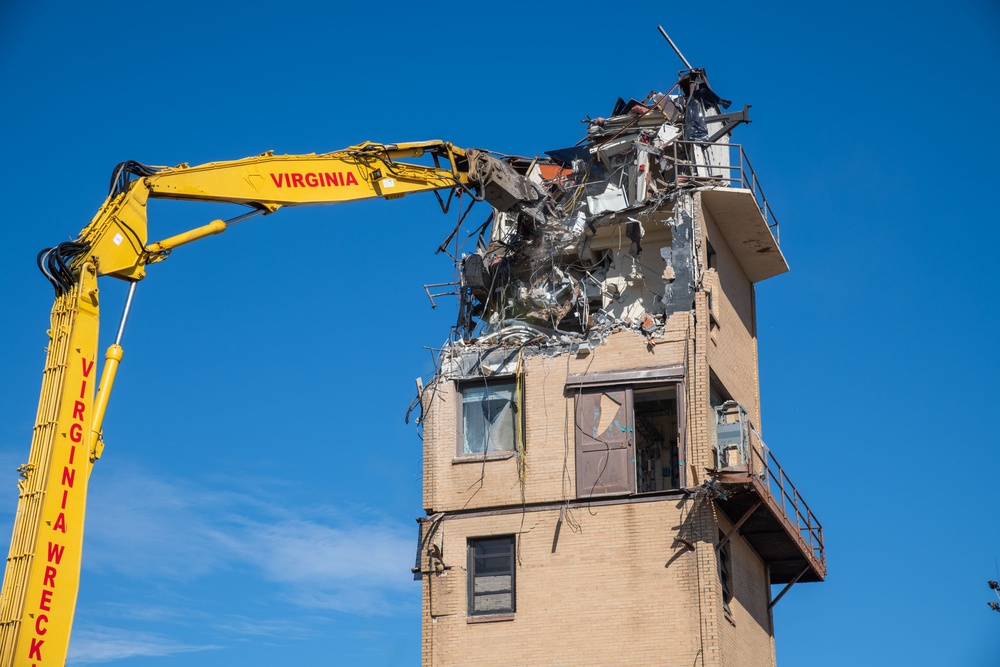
83,464,417,616
91,601,191,623
222,517,415,586
69,627,219,664
209,615,322,640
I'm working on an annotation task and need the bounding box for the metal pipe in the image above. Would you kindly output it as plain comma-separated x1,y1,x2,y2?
114,281,137,346
657,26,694,71
146,209,265,254
768,565,810,609
223,209,264,226
716,500,762,553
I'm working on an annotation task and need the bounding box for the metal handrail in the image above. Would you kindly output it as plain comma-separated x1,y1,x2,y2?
746,439,824,564
714,401,824,567
670,141,781,246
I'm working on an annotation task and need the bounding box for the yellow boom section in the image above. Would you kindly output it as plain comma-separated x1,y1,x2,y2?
0,140,476,667
0,267,100,667
146,141,469,208
86,140,471,283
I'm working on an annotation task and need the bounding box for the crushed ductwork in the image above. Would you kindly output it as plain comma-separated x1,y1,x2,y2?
448,68,749,349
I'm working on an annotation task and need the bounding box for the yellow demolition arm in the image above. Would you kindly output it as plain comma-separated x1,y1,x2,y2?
0,140,475,667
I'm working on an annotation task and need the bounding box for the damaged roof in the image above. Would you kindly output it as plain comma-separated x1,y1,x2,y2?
446,68,786,348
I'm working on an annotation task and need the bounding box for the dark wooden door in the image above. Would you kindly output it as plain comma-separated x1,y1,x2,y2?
575,386,633,497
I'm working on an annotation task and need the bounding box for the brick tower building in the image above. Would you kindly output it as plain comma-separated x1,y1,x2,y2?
413,69,825,667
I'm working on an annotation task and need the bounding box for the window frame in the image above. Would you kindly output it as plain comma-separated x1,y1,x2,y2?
454,377,520,461
567,366,687,497
467,535,516,618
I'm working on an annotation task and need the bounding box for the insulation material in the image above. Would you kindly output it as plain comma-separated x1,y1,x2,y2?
586,183,629,215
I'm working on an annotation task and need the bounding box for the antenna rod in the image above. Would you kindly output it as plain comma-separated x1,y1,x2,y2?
657,25,694,71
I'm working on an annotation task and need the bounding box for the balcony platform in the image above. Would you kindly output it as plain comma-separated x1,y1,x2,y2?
709,463,825,585
701,187,789,283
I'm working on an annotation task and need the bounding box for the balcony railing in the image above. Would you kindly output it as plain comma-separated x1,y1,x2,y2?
715,401,824,570
669,141,781,245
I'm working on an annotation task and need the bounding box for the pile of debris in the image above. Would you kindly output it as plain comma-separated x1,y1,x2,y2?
453,69,750,348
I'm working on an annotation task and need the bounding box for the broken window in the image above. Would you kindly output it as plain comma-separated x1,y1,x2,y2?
468,536,515,616
572,377,683,498
718,530,733,614
459,379,517,456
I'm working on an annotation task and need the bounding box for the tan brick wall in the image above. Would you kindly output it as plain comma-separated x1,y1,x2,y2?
420,500,720,667
422,321,697,514
717,515,776,667
419,193,780,667
699,196,761,429
691,290,712,488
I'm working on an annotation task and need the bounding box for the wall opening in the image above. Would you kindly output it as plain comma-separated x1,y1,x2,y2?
634,385,681,493
574,381,683,498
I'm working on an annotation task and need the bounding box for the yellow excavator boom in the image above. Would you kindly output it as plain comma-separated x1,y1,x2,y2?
0,139,492,667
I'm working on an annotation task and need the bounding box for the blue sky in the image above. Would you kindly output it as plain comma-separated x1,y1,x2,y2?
1,1,998,665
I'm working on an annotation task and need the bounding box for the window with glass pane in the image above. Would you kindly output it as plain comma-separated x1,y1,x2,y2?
468,536,515,615
460,380,516,455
